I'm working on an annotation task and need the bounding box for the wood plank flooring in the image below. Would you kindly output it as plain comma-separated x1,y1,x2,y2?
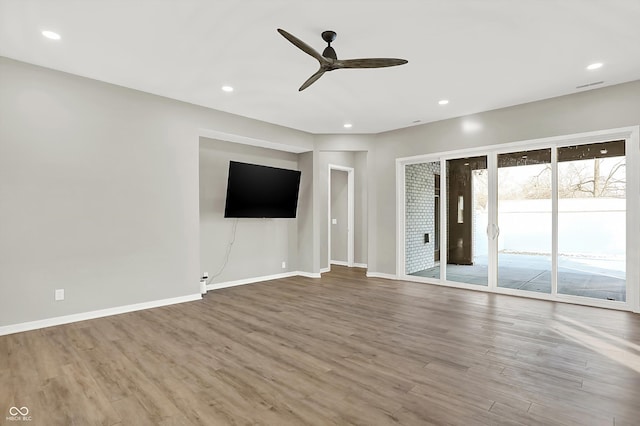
1,266,640,425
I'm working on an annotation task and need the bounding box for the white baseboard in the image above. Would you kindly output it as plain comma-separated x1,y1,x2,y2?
320,267,331,273
296,271,322,278
207,271,298,290
366,272,398,280
207,270,322,291
0,293,202,337
329,261,367,269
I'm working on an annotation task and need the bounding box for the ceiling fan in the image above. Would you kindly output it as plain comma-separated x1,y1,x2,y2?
277,28,408,91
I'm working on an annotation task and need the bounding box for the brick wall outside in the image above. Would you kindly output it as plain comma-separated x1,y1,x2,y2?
405,162,440,274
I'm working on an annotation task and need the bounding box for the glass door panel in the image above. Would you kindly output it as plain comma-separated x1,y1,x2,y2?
557,140,626,301
405,161,441,279
497,149,552,293
445,156,488,286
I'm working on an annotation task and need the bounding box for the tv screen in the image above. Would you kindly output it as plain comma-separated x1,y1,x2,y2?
224,161,302,218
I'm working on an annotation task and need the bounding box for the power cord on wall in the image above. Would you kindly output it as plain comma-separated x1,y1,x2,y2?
207,218,239,284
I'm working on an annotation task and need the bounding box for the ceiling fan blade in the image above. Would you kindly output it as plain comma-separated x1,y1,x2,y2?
277,28,324,62
299,69,326,91
336,58,408,69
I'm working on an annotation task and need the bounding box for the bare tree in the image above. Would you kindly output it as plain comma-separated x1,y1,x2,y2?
560,158,625,198
499,156,626,200
525,165,551,199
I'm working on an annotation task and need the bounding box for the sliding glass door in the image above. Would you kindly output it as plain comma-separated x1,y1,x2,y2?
445,156,488,286
557,140,626,301
497,149,552,294
402,129,635,310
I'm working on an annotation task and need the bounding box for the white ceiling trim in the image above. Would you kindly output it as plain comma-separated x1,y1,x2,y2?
198,128,312,154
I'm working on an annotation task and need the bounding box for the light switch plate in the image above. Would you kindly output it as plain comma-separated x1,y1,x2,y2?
332,218,337,225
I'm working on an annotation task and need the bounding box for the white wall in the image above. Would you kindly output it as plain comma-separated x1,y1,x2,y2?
0,57,313,328
199,138,300,283
354,151,368,266
490,198,626,257
296,151,317,273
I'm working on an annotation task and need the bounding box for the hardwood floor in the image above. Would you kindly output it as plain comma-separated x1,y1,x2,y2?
2,266,640,425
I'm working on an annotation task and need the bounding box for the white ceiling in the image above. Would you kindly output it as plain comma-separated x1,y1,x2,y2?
1,1,639,135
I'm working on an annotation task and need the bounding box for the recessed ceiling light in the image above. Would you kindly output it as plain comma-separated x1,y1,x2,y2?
221,85,234,92
586,62,603,70
438,99,449,105
343,123,353,129
42,30,61,40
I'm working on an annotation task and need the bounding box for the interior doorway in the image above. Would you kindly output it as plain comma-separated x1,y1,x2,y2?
328,165,354,268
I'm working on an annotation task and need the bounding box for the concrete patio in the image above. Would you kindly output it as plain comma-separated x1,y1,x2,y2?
410,253,626,301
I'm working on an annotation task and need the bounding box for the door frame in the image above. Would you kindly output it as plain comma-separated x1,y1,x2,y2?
396,126,640,312
328,164,355,268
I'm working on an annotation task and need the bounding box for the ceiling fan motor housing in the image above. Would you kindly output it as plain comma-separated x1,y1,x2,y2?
321,30,337,43
322,46,337,59
321,30,338,59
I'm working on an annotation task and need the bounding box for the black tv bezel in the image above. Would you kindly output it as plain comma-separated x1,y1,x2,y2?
223,161,301,219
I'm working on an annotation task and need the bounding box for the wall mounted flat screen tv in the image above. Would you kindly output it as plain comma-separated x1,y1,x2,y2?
224,161,302,218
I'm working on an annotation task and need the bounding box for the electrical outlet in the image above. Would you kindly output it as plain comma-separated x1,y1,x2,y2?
281,261,286,269
55,289,65,301
202,271,209,279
